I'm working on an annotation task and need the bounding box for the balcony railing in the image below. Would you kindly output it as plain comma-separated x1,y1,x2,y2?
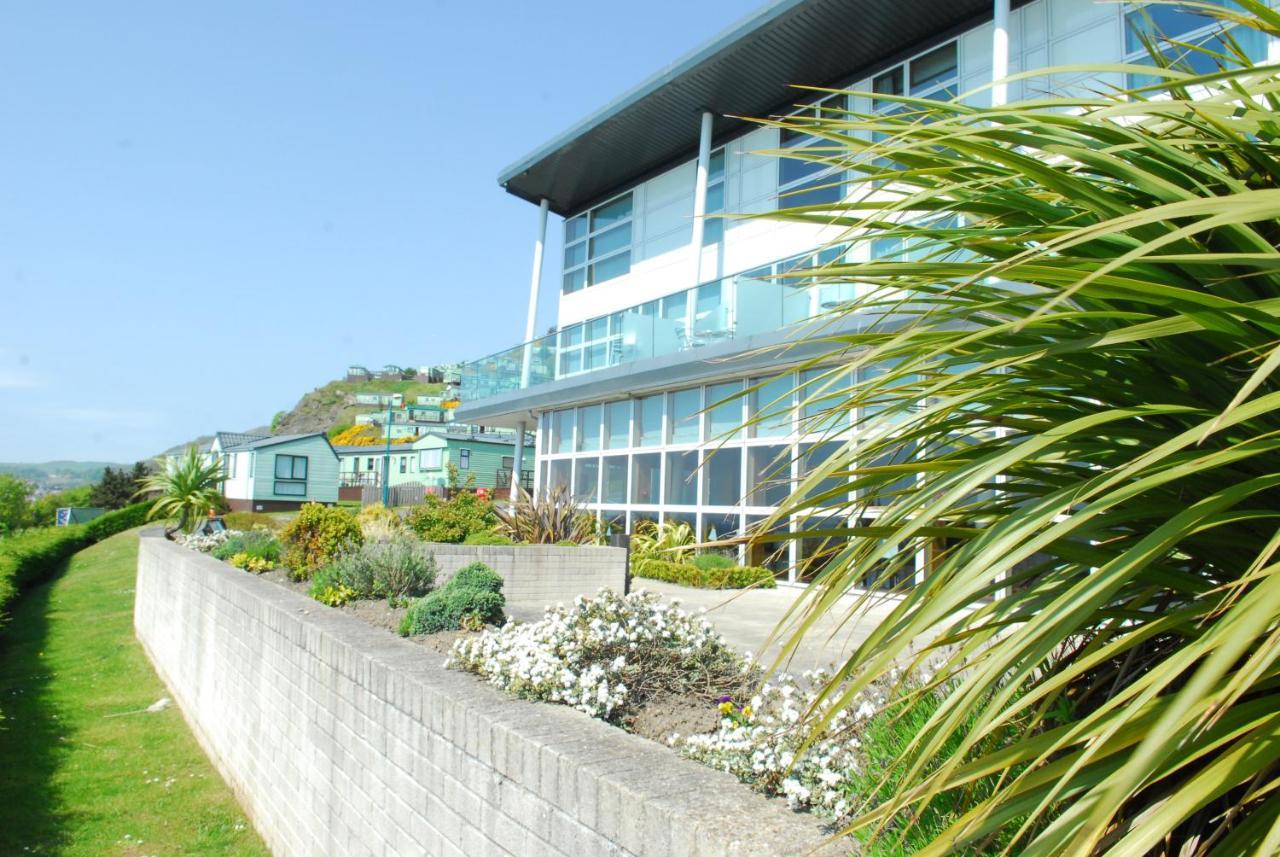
460,247,855,404
494,468,535,491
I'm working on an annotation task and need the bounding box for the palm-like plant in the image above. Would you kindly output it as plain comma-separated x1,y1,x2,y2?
495,485,600,544
757,5,1280,855
137,445,226,537
630,519,696,563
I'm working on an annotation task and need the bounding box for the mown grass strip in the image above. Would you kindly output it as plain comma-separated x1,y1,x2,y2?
0,530,267,856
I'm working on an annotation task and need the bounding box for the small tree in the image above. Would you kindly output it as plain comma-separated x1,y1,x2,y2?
0,473,33,534
90,464,146,510
136,446,226,537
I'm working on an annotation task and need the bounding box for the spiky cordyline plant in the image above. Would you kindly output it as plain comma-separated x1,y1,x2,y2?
495,484,600,545
752,5,1280,855
137,445,226,537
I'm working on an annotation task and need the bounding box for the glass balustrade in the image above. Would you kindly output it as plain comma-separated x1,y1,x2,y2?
459,248,863,404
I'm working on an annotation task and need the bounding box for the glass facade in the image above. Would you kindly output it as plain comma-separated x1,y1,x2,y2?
537,369,918,583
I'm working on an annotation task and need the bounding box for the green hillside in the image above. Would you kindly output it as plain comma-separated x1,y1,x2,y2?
271,377,447,437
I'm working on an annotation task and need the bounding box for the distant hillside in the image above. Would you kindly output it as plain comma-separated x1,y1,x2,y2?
0,460,126,494
272,378,446,437
156,376,450,460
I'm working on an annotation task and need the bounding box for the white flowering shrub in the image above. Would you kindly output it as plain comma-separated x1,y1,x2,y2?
676,668,904,827
448,588,752,722
175,529,240,553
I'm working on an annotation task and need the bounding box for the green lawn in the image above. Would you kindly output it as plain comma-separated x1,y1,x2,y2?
0,530,268,856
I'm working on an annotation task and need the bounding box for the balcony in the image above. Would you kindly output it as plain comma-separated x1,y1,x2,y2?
460,247,854,405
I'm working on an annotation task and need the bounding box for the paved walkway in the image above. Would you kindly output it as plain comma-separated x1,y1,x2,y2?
632,580,906,676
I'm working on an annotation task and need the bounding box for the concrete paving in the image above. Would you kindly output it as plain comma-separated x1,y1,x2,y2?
633,579,907,676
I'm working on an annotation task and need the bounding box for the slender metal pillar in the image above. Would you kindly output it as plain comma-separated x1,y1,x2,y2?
520,198,550,387
511,420,526,500
689,110,714,287
992,0,1010,107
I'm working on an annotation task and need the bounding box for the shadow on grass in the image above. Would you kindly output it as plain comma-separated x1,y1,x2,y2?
0,558,77,855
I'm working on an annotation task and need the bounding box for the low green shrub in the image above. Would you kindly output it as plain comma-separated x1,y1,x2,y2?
399,561,504,636
280,503,362,580
462,531,515,546
405,490,496,544
309,539,437,604
222,510,282,532
211,530,281,563
690,553,736,571
83,502,153,541
355,503,404,542
228,552,274,573
633,558,776,589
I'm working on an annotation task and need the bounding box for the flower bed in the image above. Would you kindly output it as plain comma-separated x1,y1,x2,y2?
632,557,776,589
450,589,752,722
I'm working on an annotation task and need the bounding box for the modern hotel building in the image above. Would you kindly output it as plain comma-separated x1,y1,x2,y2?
456,0,1274,581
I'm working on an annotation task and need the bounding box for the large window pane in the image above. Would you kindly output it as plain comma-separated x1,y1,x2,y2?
591,194,632,229
706,381,744,440
590,223,631,257
665,451,699,506
801,441,846,504
750,374,794,437
604,400,630,449
602,455,628,504
551,409,573,453
574,457,599,503
668,388,700,444
800,367,852,429
590,251,631,284
549,458,571,493
631,453,661,504
748,444,791,507
910,43,957,97
746,515,789,575
798,514,848,582
635,394,663,447
577,404,602,452
704,447,742,507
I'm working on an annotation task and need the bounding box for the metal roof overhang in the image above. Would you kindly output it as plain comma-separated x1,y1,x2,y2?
498,0,1007,216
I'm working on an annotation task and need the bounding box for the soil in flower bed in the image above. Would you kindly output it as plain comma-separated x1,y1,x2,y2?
253,569,718,744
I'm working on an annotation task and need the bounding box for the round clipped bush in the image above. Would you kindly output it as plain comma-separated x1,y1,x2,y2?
280,503,362,580
399,561,504,636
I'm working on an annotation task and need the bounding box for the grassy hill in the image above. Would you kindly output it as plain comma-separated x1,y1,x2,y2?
271,377,447,437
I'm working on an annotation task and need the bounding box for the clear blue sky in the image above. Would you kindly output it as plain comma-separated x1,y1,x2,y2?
0,0,761,463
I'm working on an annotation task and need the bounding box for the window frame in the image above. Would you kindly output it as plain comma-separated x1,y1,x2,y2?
562,191,634,294
777,92,848,208
273,453,309,497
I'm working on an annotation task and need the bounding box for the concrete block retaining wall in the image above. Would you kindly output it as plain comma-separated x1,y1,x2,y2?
134,531,839,857
423,543,627,607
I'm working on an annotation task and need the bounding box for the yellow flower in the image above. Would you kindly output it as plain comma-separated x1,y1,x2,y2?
718,701,733,715
742,706,753,719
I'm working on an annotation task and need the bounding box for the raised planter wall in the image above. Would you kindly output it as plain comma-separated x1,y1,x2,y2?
134,532,838,857
424,543,627,607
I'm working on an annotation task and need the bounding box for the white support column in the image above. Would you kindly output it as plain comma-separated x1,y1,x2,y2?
689,110,714,288
992,0,1010,108
521,198,550,387
511,420,526,501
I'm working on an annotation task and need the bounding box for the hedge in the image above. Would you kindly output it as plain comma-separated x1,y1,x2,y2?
0,501,153,634
633,557,777,590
